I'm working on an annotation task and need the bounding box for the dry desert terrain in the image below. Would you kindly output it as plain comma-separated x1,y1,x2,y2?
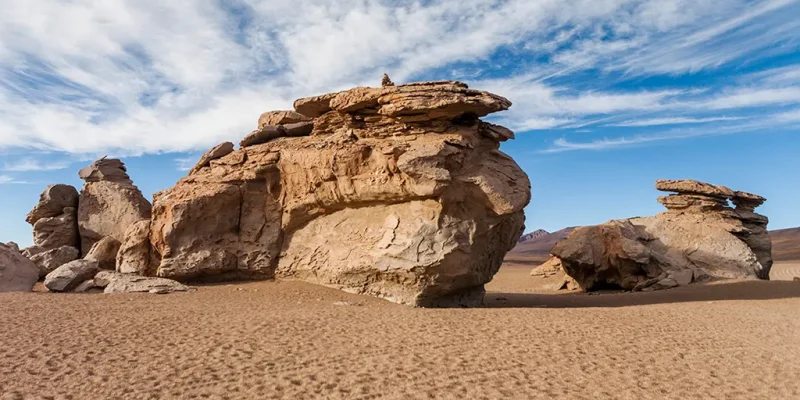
1,262,800,400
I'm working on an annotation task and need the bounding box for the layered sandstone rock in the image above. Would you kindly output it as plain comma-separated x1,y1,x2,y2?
0,242,39,292
77,158,152,254
144,79,530,306
548,179,771,291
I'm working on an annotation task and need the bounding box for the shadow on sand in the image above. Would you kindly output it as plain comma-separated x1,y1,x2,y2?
483,280,800,309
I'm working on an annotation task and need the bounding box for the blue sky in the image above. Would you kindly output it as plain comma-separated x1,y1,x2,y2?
1,0,799,247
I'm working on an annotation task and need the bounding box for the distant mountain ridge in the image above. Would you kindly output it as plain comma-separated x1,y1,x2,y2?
506,226,800,265
518,229,549,243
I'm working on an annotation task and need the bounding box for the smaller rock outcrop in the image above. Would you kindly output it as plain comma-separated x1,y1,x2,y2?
77,158,152,254
84,236,121,270
189,142,234,174
29,245,80,277
5,242,20,253
547,179,772,292
0,242,39,292
103,274,191,294
519,229,549,243
44,260,99,292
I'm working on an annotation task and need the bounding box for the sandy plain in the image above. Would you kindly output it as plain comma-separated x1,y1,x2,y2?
1,262,799,400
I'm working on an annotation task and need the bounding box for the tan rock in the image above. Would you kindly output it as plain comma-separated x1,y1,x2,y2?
257,110,311,129
25,184,79,224
103,274,191,294
77,158,152,254
0,242,39,292
5,242,20,253
116,221,156,275
293,92,340,118
93,270,121,288
84,236,121,270
655,179,734,199
44,260,99,292
73,279,96,293
32,208,79,250
29,245,80,277
554,179,772,291
189,142,234,174
143,80,530,306
239,126,287,148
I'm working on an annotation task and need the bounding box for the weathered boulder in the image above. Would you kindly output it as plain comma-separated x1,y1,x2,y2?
43,260,99,292
549,179,771,291
21,246,44,259
5,242,20,253
103,274,191,294
32,207,79,250
29,245,80,277
84,236,121,270
0,243,39,292
77,158,152,254
189,142,234,174
72,279,97,293
116,221,156,275
25,184,79,224
146,79,530,306
93,270,120,288
257,110,311,129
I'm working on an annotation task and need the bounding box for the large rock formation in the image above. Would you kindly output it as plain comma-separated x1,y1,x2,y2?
0,242,39,292
77,158,152,254
138,79,530,306
548,179,771,292
26,185,80,254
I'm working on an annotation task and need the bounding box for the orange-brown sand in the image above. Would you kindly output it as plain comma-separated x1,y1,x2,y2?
2,263,800,400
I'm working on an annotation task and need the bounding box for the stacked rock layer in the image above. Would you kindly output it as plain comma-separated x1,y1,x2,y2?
547,179,772,292
129,80,531,306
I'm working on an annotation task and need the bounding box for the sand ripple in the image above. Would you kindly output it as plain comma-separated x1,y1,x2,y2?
1,265,800,399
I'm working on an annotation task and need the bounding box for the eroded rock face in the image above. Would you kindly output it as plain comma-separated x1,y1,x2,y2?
549,179,771,291
147,79,530,306
0,243,39,292
77,158,152,254
116,221,156,275
84,236,121,270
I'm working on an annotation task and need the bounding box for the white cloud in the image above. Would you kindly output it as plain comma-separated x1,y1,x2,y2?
610,116,746,127
2,158,70,172
174,156,197,172
0,0,798,157
0,174,30,184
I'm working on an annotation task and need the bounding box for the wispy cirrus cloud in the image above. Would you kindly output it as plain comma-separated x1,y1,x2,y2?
0,0,798,159
2,157,70,172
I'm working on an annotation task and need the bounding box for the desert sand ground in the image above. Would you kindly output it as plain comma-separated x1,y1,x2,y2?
2,263,800,400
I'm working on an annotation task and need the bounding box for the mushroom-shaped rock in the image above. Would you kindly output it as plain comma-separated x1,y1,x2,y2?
0,243,39,292
146,79,530,307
